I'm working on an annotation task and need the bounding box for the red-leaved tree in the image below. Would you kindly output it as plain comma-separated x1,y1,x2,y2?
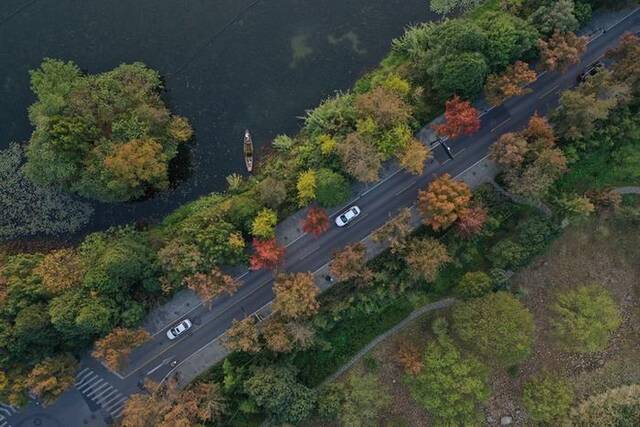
433,95,481,140
455,206,488,238
302,207,330,237
249,238,285,271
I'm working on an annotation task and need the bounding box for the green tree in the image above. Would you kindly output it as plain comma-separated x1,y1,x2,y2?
522,374,574,423
315,168,350,208
452,292,534,366
551,284,621,353
251,208,277,239
476,11,539,69
430,52,489,100
244,365,316,424
529,0,579,36
341,373,390,427
455,271,493,299
568,384,640,427
407,334,489,426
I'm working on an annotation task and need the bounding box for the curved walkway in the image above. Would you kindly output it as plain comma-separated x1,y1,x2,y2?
614,186,640,195
321,298,456,386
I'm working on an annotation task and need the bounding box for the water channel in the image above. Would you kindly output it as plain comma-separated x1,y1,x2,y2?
0,0,433,235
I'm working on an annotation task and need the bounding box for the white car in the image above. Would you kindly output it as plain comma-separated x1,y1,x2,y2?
335,206,361,227
166,319,192,340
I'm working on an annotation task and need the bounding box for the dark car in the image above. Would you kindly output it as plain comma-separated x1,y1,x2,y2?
577,61,604,83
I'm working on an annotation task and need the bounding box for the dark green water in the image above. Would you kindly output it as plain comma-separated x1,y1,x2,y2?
0,0,432,232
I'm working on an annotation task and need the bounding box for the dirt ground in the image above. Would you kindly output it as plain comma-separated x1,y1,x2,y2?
308,213,640,427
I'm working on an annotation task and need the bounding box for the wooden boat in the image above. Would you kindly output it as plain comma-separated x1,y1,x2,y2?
244,129,254,172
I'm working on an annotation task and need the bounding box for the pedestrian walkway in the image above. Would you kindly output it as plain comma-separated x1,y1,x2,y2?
74,368,127,421
0,404,17,427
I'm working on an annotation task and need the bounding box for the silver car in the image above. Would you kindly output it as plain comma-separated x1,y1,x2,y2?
166,319,192,340
335,206,361,227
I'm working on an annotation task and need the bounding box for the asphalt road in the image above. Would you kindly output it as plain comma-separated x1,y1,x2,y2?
9,8,640,427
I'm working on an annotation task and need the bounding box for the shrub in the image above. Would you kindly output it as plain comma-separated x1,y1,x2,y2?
455,271,493,299
522,374,574,423
568,384,640,426
551,284,621,353
452,292,534,367
489,239,528,269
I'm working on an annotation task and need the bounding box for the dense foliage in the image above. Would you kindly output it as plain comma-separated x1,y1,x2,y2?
522,374,574,423
24,59,192,202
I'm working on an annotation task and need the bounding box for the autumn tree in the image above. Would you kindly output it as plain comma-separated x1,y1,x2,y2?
261,318,293,353
403,238,451,282
606,32,640,95
34,248,85,295
26,354,77,405
397,341,423,375
490,132,529,168
302,207,330,237
296,170,317,207
103,138,170,198
538,30,587,72
222,317,261,353
185,268,239,307
251,208,277,239
371,208,413,253
337,132,382,183
397,138,431,175
92,328,150,371
354,86,412,127
272,272,319,319
552,80,620,141
249,238,285,271
484,61,537,106
418,174,472,230
455,206,488,238
433,96,481,140
492,114,567,200
329,243,372,285
121,378,226,427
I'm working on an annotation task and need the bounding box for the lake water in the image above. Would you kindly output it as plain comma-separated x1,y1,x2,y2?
0,0,432,234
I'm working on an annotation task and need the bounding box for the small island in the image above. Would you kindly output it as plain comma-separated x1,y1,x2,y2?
24,59,193,202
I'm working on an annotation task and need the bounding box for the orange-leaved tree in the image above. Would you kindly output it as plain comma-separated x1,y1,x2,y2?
418,174,472,230
92,328,150,372
538,30,587,73
455,206,488,238
185,268,239,308
433,96,481,140
329,242,373,286
302,207,330,237
26,354,77,405
249,238,285,271
484,61,537,106
272,272,319,319
222,317,261,353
